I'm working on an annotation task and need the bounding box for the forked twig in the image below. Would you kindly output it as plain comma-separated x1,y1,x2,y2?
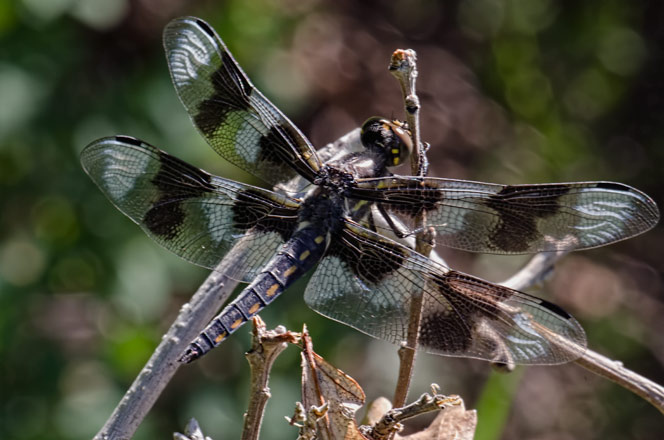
243,317,301,440
370,385,463,440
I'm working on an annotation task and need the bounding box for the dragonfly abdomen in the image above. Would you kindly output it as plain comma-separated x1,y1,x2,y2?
179,226,329,363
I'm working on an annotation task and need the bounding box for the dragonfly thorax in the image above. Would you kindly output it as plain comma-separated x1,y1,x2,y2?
298,187,346,234
313,165,355,193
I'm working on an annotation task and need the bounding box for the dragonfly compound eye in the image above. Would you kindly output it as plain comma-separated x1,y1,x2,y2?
360,117,413,168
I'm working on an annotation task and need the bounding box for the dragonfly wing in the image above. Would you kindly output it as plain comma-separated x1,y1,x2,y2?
350,177,659,254
305,221,586,365
163,17,322,186
81,136,300,281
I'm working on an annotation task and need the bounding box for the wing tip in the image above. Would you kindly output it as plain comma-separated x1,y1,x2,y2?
595,181,660,219
80,136,121,168
537,297,572,320
194,18,215,37
114,135,143,146
164,16,217,41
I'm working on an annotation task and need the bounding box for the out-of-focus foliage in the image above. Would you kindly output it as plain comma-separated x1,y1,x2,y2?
1,1,663,439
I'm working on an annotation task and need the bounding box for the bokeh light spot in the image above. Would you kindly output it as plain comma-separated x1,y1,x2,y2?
505,69,552,119
0,64,43,139
458,0,505,39
563,68,616,120
31,195,80,245
0,238,45,286
70,0,128,30
19,0,75,22
597,27,647,77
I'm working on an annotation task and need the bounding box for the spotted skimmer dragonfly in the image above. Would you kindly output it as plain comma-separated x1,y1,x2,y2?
81,17,659,365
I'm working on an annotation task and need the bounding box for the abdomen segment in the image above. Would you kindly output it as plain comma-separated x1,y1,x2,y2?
179,227,328,363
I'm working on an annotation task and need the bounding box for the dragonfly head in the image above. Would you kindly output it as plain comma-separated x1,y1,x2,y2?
360,117,414,169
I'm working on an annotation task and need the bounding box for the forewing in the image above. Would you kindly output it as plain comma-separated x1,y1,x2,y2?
349,177,659,254
304,222,586,365
163,17,322,186
80,136,299,281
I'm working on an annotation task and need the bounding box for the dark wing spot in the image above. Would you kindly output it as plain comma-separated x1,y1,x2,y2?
115,135,143,146
195,90,232,137
221,51,253,97
195,19,215,37
144,201,186,240
419,309,474,354
143,151,214,240
151,152,214,193
537,298,571,319
484,184,570,252
419,271,511,353
383,181,443,218
231,189,298,241
595,182,629,192
257,125,317,182
328,228,406,284
194,58,253,137
257,127,295,170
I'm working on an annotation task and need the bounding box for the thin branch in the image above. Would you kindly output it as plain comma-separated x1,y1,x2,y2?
370,387,463,440
389,48,433,409
499,250,664,414
575,347,664,414
93,264,241,440
500,250,567,292
389,49,425,178
242,317,301,440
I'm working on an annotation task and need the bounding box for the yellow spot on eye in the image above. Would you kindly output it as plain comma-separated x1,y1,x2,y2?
267,284,279,297
248,303,261,315
299,250,311,261
391,148,400,155
393,157,400,165
284,265,297,277
377,180,387,189
231,319,243,329
314,235,325,244
215,332,227,343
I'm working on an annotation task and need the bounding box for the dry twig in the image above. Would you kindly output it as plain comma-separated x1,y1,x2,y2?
500,249,664,414
94,265,242,440
243,317,301,440
389,48,435,409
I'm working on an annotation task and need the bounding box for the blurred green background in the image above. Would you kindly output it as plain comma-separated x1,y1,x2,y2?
1,0,663,439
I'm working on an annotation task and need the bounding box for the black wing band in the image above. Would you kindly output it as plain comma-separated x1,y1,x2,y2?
164,17,322,186
349,177,659,254
81,136,300,280
305,221,586,365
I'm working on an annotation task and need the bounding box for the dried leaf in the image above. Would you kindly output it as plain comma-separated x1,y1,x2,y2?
300,327,367,440
396,403,476,440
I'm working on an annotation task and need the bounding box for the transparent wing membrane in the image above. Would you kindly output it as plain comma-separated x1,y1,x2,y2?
350,177,659,254
81,136,299,280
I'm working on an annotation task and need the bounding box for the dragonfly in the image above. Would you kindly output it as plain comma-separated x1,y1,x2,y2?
81,17,659,366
